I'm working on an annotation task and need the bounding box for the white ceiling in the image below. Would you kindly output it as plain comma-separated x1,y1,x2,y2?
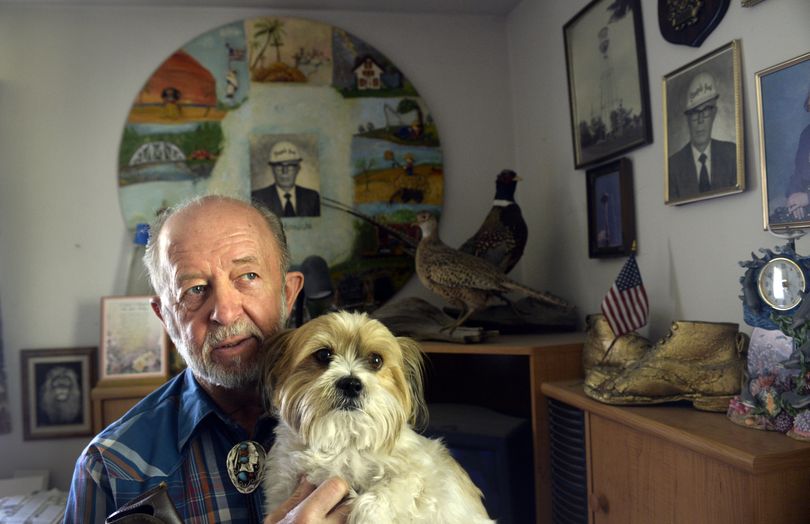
0,0,523,15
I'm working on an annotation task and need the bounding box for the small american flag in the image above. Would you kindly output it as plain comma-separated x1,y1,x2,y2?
601,253,649,337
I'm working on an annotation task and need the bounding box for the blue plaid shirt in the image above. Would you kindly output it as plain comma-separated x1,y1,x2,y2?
64,369,277,523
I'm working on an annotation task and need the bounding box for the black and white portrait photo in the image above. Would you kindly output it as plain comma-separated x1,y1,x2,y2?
21,347,95,440
250,134,322,218
664,40,745,205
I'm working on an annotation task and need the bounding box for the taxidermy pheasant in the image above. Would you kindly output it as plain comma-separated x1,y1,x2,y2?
415,211,571,333
459,169,528,273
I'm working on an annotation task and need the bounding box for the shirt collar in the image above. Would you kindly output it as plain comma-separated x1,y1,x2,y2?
177,369,220,449
175,368,276,449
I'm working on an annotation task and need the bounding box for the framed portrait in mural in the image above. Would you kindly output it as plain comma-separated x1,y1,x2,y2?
21,347,96,440
586,158,636,258
663,40,745,206
563,0,653,169
756,51,810,231
116,16,444,314
99,296,168,385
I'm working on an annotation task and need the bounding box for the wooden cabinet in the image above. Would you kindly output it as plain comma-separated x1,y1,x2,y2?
422,333,584,524
91,384,160,433
542,380,810,524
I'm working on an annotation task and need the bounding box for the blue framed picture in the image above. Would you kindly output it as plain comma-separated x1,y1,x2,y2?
586,158,636,258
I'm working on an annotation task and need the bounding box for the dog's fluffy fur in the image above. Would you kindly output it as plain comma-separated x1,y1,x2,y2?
262,311,494,523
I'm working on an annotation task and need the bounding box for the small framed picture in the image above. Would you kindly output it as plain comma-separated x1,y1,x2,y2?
756,51,810,231
100,296,168,385
586,158,636,258
563,0,653,169
21,347,96,440
663,40,745,205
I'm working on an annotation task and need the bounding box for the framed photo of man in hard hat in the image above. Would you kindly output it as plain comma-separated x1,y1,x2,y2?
663,40,744,206
250,133,322,218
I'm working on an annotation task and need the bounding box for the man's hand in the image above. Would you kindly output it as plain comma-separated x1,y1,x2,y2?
265,477,350,524
788,191,810,219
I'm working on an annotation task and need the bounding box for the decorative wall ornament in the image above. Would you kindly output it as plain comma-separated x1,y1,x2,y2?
658,0,731,47
117,17,444,312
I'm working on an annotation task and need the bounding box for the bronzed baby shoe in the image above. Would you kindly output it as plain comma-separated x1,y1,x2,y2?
582,314,650,391
585,320,749,412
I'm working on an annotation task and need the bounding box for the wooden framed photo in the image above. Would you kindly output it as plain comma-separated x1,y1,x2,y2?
563,0,653,169
21,347,96,440
756,51,810,231
586,158,636,258
663,40,745,206
99,296,168,385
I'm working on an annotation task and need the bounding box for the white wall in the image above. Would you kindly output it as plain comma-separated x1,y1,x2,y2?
0,5,513,489
1,0,808,493
507,0,810,334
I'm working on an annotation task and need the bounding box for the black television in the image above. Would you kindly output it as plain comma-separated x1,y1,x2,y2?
422,403,535,524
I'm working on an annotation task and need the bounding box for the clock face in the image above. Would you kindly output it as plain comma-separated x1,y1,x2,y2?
757,257,806,311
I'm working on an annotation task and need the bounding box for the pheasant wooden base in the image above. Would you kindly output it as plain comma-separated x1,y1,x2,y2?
443,296,578,335
371,297,498,344
372,296,577,343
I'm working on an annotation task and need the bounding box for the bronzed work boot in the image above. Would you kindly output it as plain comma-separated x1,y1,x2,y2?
582,314,650,391
585,320,749,412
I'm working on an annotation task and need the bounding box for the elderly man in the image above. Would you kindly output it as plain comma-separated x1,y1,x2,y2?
668,71,737,201
252,141,321,218
64,196,348,523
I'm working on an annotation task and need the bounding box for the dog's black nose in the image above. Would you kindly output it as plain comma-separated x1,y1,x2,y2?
336,376,363,398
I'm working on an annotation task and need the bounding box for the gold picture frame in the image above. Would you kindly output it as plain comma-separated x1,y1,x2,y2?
663,40,745,206
756,51,810,231
99,296,168,386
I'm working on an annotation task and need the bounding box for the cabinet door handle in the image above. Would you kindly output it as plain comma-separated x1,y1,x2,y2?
589,493,609,514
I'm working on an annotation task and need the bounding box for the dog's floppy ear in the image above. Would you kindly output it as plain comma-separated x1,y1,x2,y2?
397,336,428,430
260,328,296,413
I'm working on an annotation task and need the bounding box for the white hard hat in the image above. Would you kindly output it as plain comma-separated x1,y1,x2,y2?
269,141,301,164
685,72,719,112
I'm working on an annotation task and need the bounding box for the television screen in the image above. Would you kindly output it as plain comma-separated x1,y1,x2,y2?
422,403,535,524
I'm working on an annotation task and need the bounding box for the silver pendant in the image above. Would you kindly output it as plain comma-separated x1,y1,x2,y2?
226,440,266,494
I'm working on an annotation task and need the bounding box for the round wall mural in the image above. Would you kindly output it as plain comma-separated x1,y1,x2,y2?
118,16,443,311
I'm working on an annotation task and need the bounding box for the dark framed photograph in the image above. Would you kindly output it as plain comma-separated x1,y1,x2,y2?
21,347,96,440
664,40,745,206
563,0,653,169
100,296,168,385
586,158,636,258
756,51,810,231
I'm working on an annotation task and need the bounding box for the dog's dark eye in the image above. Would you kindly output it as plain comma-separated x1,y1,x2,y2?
368,353,383,370
313,347,333,364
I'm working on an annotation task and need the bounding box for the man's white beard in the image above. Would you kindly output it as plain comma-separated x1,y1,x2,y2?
167,293,288,390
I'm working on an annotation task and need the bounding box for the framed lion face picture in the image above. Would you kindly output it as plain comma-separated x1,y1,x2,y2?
21,347,96,440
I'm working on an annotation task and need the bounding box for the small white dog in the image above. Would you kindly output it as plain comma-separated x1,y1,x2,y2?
261,311,494,523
